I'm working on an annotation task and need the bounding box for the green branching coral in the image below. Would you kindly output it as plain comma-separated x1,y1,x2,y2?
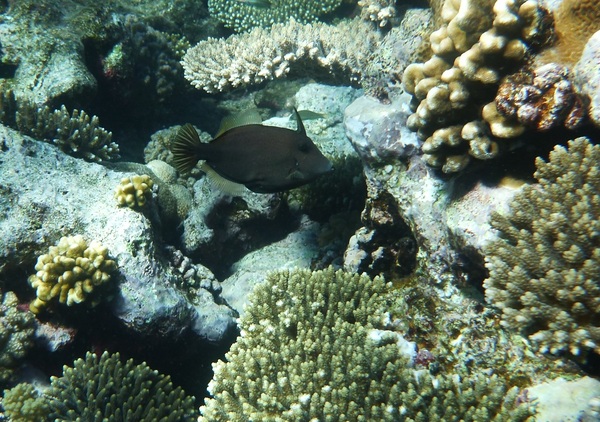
182,18,380,93
200,268,533,421
0,291,35,386
207,0,344,33
115,174,155,209
484,137,600,356
28,235,117,314
45,351,196,421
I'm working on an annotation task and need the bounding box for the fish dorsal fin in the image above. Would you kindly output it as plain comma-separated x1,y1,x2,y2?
200,163,248,196
215,108,263,138
292,107,306,135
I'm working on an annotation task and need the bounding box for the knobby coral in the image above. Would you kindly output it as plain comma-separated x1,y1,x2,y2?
114,174,155,209
28,235,117,314
208,0,343,33
200,268,533,420
484,137,600,356
0,291,35,385
182,18,380,93
2,383,49,421
46,351,196,421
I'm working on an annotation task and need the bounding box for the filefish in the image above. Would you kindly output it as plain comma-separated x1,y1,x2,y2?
171,108,333,195
235,0,271,8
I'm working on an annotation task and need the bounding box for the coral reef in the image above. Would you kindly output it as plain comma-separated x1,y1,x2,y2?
207,0,343,33
200,268,533,420
28,235,117,314
484,137,600,356
46,351,196,421
358,0,397,27
402,0,550,173
2,383,49,421
489,62,586,134
574,30,600,128
182,18,380,93
14,102,119,162
114,174,155,209
0,291,35,385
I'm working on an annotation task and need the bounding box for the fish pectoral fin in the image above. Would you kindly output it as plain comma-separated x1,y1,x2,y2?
215,108,263,137
201,163,248,196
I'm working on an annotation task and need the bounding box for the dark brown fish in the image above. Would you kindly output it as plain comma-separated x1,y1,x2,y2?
171,108,333,194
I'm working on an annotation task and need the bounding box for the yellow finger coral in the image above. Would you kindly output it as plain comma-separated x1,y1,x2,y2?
28,235,117,314
114,174,154,208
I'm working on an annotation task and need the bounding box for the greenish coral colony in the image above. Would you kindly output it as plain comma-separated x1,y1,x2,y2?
182,18,380,93
0,291,35,385
28,235,117,314
200,268,533,421
45,351,196,421
208,0,343,33
484,137,600,356
2,383,49,422
115,174,155,208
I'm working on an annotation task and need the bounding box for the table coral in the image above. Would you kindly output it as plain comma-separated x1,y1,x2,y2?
207,0,343,33
402,0,550,173
484,137,600,356
46,351,196,421
28,235,117,314
114,174,155,209
200,268,533,420
182,18,380,93
0,291,35,385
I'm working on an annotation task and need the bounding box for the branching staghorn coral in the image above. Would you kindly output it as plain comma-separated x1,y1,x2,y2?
0,291,35,386
200,268,534,420
28,235,117,314
182,18,381,93
207,0,344,33
46,351,196,421
484,137,600,356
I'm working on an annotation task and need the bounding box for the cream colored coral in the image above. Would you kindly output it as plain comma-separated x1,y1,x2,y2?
484,137,600,355
114,174,154,208
28,235,117,314
358,0,396,27
182,18,380,93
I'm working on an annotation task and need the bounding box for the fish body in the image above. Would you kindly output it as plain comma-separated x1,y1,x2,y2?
171,109,332,194
235,0,271,8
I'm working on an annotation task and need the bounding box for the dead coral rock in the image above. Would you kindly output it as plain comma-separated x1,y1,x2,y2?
494,63,587,131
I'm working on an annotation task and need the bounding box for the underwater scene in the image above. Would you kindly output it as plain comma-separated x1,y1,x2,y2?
0,0,599,420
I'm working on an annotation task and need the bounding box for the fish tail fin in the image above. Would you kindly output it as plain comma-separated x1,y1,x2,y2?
171,124,203,174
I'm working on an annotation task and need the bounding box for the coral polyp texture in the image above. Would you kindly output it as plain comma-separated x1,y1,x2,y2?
549,0,600,65
182,18,380,93
46,351,196,421
490,63,586,134
207,0,343,33
0,291,35,385
200,268,533,421
115,174,155,208
402,0,549,173
484,137,600,356
2,383,49,421
28,235,117,314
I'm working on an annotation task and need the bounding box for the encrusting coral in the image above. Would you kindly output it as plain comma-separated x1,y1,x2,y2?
207,0,344,33
484,137,600,356
182,18,380,93
200,268,533,420
45,351,196,421
114,174,155,209
402,0,550,173
0,291,35,385
28,235,117,314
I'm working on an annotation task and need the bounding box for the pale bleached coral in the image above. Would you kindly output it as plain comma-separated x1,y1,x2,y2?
402,0,549,172
200,268,533,420
114,174,155,209
0,291,35,385
182,18,381,93
358,0,397,27
207,0,343,33
28,235,117,314
484,137,600,356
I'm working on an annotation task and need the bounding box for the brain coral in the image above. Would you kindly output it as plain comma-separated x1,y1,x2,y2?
200,268,533,420
28,235,117,314
46,351,196,421
207,0,343,33
484,137,600,356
